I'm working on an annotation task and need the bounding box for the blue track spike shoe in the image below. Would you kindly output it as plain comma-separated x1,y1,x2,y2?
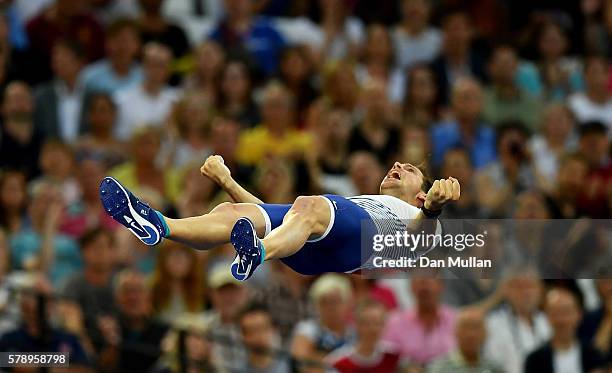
99,177,166,246
230,217,264,281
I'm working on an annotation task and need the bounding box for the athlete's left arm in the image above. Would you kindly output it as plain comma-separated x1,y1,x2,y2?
407,177,461,233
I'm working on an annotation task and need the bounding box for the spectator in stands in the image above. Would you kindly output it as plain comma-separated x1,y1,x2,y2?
383,277,455,368
183,40,225,103
137,0,190,59
314,0,364,63
525,287,604,372
439,147,480,219
61,228,117,349
575,121,612,218
545,153,590,219
402,65,439,127
0,228,18,335
59,156,117,238
485,267,550,373
292,274,355,370
348,78,399,164
528,103,577,192
319,60,360,115
163,91,213,168
34,140,79,205
279,46,318,121
237,82,311,166
89,0,140,25
430,77,496,169
219,59,260,127
81,18,142,94
98,269,168,372
209,0,285,76
429,308,502,373
356,24,404,104
253,157,297,204
9,181,81,286
533,20,583,101
348,152,385,196
0,275,91,367
209,115,254,186
0,169,28,235
0,81,43,178
252,262,312,343
206,262,250,373
580,279,612,364
568,55,612,128
350,277,398,311
393,0,441,71
151,242,205,323
327,300,400,372
0,13,36,88
110,127,181,203
153,314,218,373
483,45,542,131
26,0,105,83
312,107,353,196
33,39,87,143
175,162,224,217
475,121,537,217
161,0,223,21
238,302,289,373
430,9,487,104
74,92,126,168
114,42,179,140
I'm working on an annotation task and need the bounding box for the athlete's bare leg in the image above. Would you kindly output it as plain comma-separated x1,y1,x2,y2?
260,196,332,260
101,172,333,256
163,203,267,250
164,196,331,259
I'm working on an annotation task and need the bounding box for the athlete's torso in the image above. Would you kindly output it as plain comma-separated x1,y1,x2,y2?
347,194,441,263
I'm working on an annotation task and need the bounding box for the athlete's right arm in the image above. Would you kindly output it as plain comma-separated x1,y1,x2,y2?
200,155,264,204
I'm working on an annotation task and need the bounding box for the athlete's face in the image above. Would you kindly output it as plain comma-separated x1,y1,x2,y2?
379,162,426,206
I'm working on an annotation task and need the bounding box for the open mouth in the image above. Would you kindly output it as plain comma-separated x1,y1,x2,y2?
388,170,401,180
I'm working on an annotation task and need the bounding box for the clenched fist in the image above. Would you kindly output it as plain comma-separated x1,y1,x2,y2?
201,155,232,186
424,177,461,211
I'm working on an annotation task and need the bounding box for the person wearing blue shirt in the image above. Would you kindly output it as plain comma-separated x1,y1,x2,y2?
208,0,285,76
0,280,90,368
81,19,143,94
430,77,497,170
8,182,82,287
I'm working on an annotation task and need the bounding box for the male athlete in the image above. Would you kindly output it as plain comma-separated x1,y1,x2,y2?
99,156,460,280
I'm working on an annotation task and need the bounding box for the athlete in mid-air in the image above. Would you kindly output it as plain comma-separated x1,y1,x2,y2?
99,155,460,280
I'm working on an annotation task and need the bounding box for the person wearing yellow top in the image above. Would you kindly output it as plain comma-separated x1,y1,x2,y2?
236,82,312,165
110,127,181,205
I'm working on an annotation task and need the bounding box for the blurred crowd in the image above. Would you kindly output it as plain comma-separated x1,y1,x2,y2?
0,0,612,372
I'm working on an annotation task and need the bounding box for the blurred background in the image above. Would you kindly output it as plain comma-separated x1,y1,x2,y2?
0,0,611,371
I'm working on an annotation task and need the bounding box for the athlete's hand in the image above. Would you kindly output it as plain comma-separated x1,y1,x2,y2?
201,155,232,186
424,177,461,211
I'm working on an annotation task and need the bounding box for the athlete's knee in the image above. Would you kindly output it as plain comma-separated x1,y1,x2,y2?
287,196,323,229
210,202,240,218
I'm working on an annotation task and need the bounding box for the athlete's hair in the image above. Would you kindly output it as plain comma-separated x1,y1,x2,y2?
417,163,433,193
